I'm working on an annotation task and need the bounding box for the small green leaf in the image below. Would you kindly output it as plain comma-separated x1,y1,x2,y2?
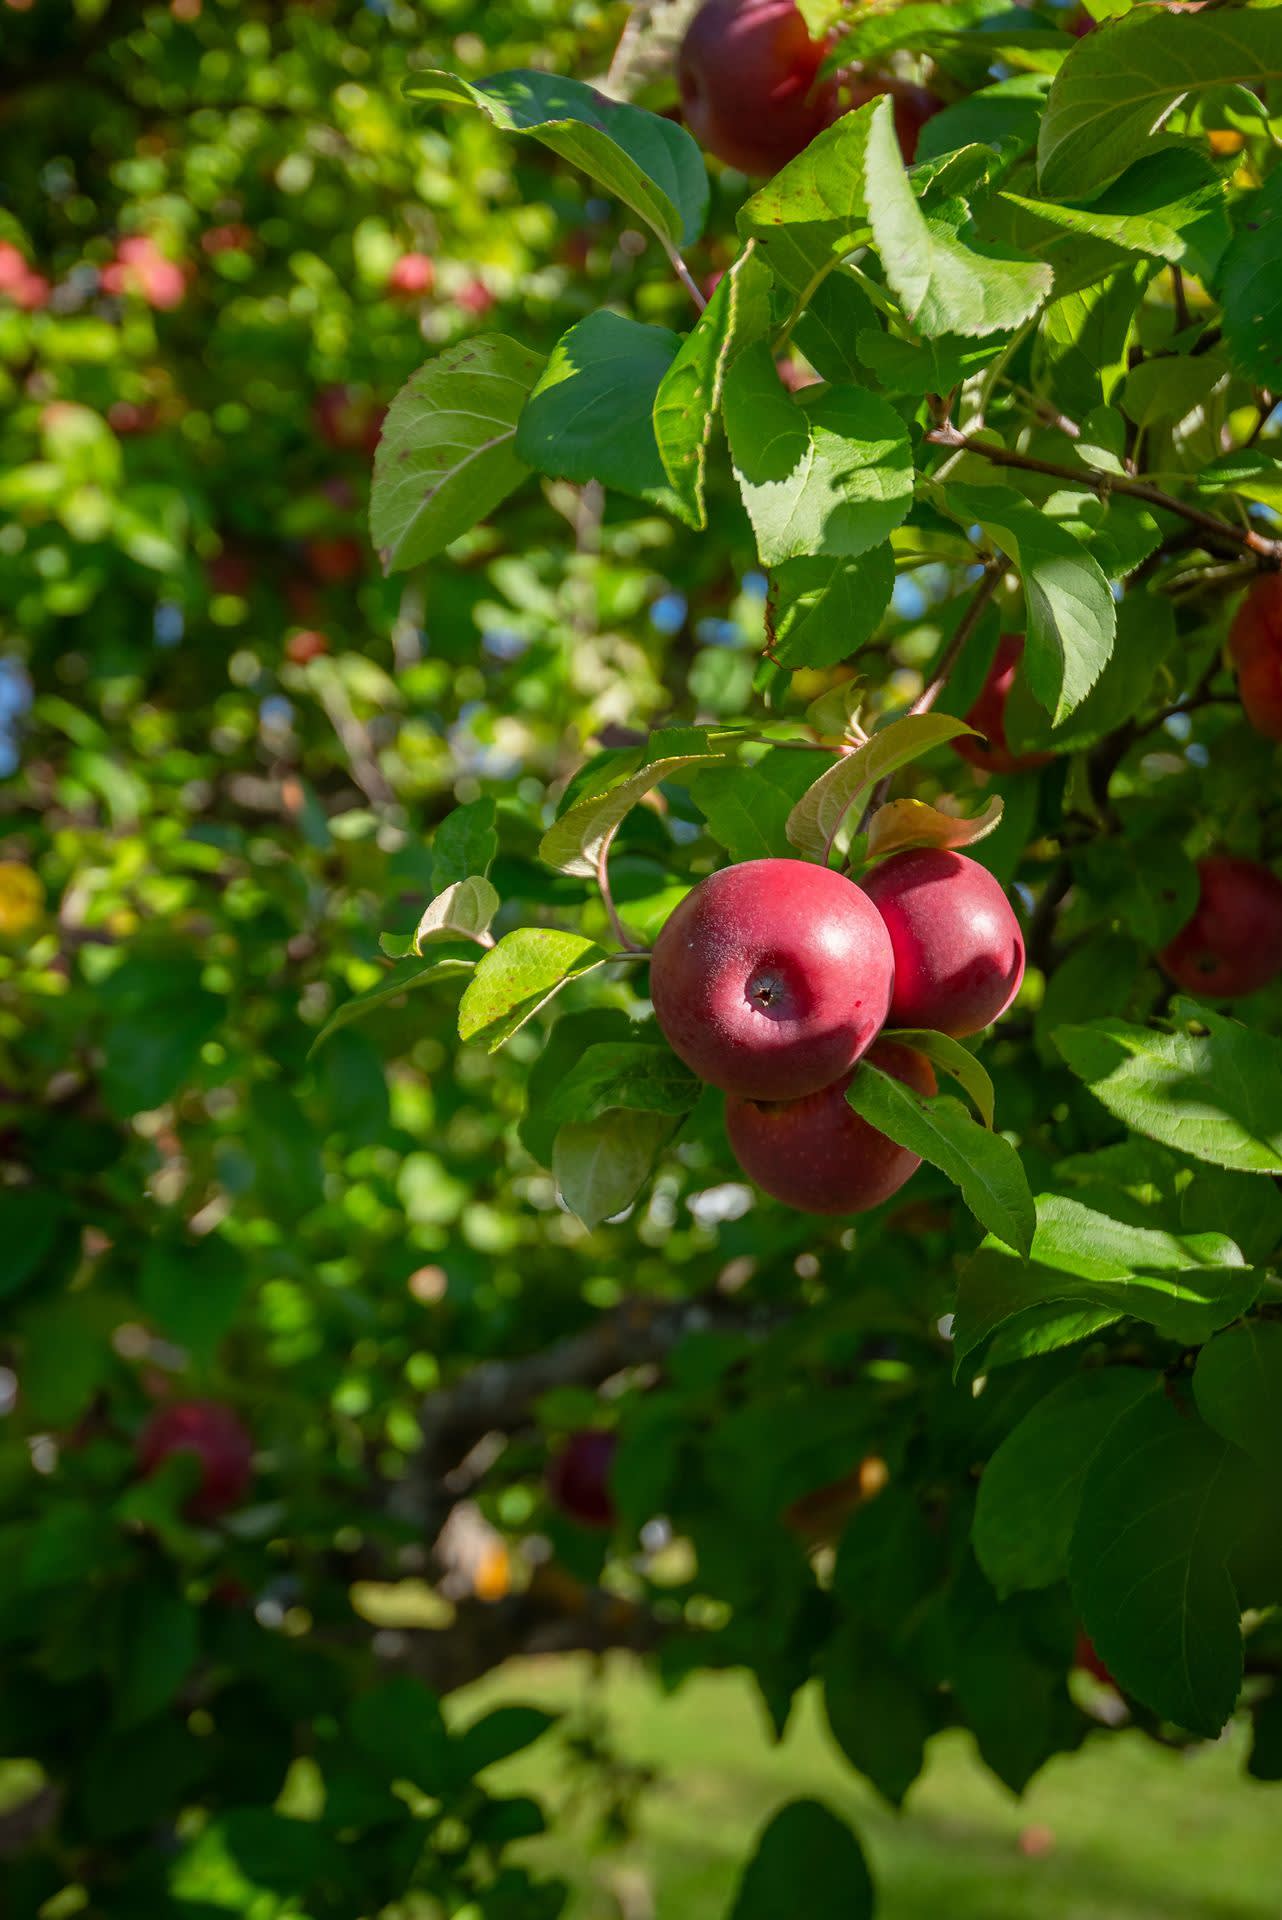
846,1067,1035,1254
516,311,683,511
458,929,607,1050
1219,170,1282,389
881,1029,995,1129
349,1676,452,1791
408,68,708,245
737,104,875,294
822,1625,931,1807
553,1109,675,1228
690,751,817,861
539,1042,701,1126
308,950,474,1057
785,711,976,862
540,751,724,878
1001,148,1230,279
1194,1323,1282,1468
768,544,896,670
730,1800,874,1920
370,335,544,572
953,1195,1258,1371
973,1368,1157,1597
432,798,498,892
1055,1005,1282,1175
653,244,773,531
945,483,1116,723
864,97,1052,339
723,343,914,569
1070,1392,1253,1735
411,876,500,949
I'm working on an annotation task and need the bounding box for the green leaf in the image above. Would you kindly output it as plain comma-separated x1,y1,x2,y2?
19,1291,124,1427
768,544,896,670
916,74,1051,165
452,1705,558,1781
1181,1166,1282,1266
737,104,875,293
855,328,1003,397
1194,1323,1282,1469
863,97,1052,338
170,1810,348,1906
370,335,544,572
846,1067,1035,1254
408,69,708,246
881,1029,995,1129
973,1368,1157,1597
408,876,500,949
308,949,474,1057
539,750,725,878
1035,265,1149,417
432,798,498,892
115,1583,199,1728
953,1195,1258,1371
1038,6,1282,198
139,1237,249,1361
690,754,816,861
723,343,914,569
729,1799,874,1920
1070,1391,1251,1735
1055,1003,1282,1175
553,1109,676,1229
945,483,1116,722
1001,148,1230,279
349,1676,452,1790
1219,170,1282,390
458,929,607,1050
0,1188,64,1301
785,712,976,862
516,311,682,511
653,244,773,531
792,270,881,383
822,1624,931,1807
539,1042,701,1126
1006,588,1174,755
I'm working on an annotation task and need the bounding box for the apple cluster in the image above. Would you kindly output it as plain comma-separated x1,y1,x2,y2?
649,851,1025,1215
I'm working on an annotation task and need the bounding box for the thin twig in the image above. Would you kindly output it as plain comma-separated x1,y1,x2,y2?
909,558,1005,718
925,425,1282,566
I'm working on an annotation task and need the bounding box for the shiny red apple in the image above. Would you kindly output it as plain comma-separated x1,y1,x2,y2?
650,858,895,1100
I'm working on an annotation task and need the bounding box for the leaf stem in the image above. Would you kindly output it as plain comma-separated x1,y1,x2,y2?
661,236,708,313
925,425,1282,566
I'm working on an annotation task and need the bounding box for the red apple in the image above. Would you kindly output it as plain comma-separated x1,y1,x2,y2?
389,251,434,299
547,1430,617,1530
954,635,1055,776
1158,854,1282,998
678,0,838,176
313,385,385,455
1228,575,1282,741
726,1039,936,1214
286,628,330,665
1074,1628,1118,1689
304,536,364,586
862,848,1025,1037
136,1399,253,1520
102,235,187,311
650,858,895,1099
